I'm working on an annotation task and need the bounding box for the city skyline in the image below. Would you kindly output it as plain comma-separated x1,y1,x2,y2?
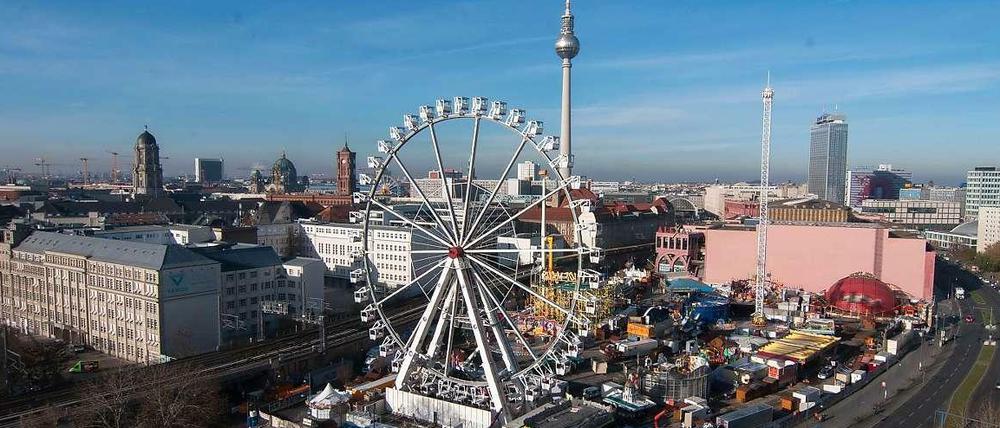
1,1,999,185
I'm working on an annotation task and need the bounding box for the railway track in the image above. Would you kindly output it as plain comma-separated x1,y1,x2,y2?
0,304,425,426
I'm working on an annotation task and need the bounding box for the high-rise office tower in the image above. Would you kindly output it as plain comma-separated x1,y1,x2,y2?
194,158,224,183
965,166,1000,219
808,113,849,203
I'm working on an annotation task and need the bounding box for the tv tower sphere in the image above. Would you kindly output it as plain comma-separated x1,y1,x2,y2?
555,1,579,60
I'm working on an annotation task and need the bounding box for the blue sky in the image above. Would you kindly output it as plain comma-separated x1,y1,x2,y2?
1,0,998,185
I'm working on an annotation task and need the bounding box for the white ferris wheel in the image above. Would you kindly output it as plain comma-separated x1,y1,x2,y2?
353,96,601,422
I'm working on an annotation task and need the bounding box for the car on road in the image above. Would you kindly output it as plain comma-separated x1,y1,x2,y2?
965,314,976,324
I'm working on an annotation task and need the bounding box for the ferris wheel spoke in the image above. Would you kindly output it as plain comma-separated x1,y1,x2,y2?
459,117,481,243
388,153,456,245
465,248,582,254
471,269,520,373
467,255,576,321
369,198,452,248
461,137,528,247
470,265,537,361
426,280,458,359
427,122,462,243
465,179,574,250
375,257,448,307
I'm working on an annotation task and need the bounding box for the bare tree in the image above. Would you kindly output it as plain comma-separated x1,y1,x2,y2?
973,399,1000,428
77,368,141,428
74,363,223,428
135,363,224,428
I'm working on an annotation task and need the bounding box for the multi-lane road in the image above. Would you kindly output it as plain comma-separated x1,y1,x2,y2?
877,261,1000,427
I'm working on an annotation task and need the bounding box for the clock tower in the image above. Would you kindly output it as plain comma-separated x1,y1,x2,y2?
337,140,357,197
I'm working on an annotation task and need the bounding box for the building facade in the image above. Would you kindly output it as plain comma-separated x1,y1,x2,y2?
299,220,437,290
924,221,977,251
701,223,935,300
845,165,911,209
977,207,1000,253
194,158,224,183
859,199,962,228
132,128,164,198
807,113,849,203
965,167,1000,219
91,224,215,245
193,245,322,341
703,183,808,217
0,231,220,363
769,198,850,223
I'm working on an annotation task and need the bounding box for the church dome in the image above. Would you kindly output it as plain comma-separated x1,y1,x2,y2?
272,153,297,176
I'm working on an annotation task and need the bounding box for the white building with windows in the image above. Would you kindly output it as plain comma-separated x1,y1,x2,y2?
859,199,962,227
299,221,427,289
977,207,1000,253
192,244,323,341
966,166,1000,219
0,232,221,363
91,224,215,246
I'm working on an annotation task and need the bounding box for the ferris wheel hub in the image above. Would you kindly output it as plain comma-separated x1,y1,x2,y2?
448,246,465,259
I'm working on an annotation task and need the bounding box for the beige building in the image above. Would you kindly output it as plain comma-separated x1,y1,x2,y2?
977,207,1000,253
860,199,962,227
0,231,220,363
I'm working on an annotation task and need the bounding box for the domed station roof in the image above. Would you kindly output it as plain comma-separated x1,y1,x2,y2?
824,273,901,316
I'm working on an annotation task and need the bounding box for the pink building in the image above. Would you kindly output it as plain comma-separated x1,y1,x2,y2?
702,224,935,300
654,226,704,277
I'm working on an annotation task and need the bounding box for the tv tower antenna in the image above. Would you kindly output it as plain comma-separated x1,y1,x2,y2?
753,73,774,327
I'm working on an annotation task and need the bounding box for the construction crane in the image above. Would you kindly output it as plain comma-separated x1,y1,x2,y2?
79,158,90,185
107,151,120,183
753,73,774,327
33,157,50,178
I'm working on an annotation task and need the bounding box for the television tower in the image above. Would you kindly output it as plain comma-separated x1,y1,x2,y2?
753,74,774,327
555,0,579,178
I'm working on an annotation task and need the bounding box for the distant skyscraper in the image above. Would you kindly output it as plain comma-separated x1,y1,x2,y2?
845,164,911,209
336,142,357,197
517,161,537,181
194,158,224,183
807,113,849,203
132,127,164,198
965,166,1000,219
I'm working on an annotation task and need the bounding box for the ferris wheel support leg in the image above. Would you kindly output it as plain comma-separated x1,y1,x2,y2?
395,259,455,389
455,258,511,421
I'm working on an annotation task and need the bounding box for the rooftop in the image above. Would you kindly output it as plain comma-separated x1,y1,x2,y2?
16,231,215,270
